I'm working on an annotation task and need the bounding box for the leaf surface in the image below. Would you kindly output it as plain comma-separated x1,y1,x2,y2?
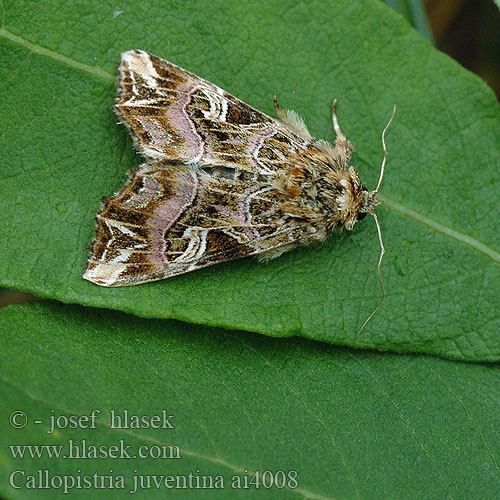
0,0,499,360
1,302,499,499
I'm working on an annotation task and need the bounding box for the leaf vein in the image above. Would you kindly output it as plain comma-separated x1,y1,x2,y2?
0,27,114,81
379,194,500,263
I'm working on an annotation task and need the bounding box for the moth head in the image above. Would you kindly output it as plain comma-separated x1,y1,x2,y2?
335,167,379,230
357,185,380,219
339,103,396,234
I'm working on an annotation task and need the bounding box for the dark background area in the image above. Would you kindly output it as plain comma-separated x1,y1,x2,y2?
427,0,500,98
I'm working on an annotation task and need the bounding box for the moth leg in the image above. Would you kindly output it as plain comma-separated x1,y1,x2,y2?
273,95,313,141
332,99,354,167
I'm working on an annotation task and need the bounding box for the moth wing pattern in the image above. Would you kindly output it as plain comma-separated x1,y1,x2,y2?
115,49,312,170
84,163,306,286
84,50,326,286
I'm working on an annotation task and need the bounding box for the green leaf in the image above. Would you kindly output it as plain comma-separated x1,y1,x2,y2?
1,0,499,361
1,302,499,499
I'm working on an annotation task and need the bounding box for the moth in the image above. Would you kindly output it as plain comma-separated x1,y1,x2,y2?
84,50,394,325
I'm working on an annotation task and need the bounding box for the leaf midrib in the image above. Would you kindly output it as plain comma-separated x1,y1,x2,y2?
379,195,500,262
1,27,498,267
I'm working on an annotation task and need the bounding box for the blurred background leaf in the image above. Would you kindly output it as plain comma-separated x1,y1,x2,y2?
384,0,434,43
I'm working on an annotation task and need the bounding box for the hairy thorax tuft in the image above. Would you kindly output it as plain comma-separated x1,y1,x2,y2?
274,149,374,236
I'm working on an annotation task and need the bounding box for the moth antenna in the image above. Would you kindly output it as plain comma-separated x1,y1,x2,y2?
374,104,396,194
273,94,288,124
356,212,385,336
273,94,281,113
331,99,342,137
357,105,395,335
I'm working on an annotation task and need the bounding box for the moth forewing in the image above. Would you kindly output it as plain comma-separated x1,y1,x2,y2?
84,49,394,329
